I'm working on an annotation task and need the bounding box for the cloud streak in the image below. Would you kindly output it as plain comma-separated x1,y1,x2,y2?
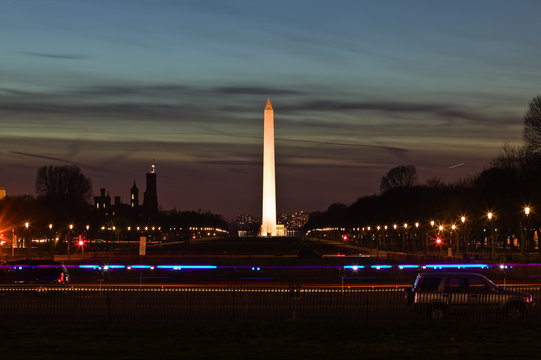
0,83,517,128
10,151,131,176
19,52,90,60
282,100,519,126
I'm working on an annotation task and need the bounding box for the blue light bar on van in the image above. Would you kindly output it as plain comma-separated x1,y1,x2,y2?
426,264,488,269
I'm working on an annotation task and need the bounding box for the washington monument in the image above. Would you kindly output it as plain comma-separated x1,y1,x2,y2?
261,98,277,236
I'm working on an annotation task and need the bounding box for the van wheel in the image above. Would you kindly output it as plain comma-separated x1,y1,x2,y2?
428,305,445,320
505,304,524,320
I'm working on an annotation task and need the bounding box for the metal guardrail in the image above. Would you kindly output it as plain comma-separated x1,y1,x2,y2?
0,286,538,323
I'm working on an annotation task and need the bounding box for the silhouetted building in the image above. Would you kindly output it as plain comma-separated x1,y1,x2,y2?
130,180,139,208
93,188,111,213
143,164,158,214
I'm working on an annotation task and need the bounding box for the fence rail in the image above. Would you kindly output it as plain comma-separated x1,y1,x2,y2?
0,286,539,323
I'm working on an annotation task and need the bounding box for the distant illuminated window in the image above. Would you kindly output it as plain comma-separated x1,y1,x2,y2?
132,194,134,200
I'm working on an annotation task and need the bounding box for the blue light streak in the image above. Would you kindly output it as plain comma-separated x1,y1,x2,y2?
343,265,365,270
130,265,152,269
156,265,217,270
399,265,419,269
425,264,488,269
71,263,510,272
79,265,100,269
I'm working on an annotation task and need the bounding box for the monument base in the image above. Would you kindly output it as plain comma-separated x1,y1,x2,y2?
260,224,287,237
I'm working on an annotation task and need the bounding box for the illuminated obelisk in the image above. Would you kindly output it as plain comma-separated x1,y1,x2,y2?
261,98,277,236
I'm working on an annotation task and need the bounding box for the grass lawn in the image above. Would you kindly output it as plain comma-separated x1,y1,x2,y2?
1,320,539,360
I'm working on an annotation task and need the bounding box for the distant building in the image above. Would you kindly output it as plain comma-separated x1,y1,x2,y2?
0,187,5,200
234,214,261,237
130,181,139,208
278,211,309,230
235,214,260,229
143,163,158,214
93,188,111,212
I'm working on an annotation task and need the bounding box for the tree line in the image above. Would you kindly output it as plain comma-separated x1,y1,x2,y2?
0,165,228,243
305,96,541,254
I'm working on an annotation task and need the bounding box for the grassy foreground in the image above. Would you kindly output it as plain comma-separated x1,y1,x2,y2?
1,321,540,360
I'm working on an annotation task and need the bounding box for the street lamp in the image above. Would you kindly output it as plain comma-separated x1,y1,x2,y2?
487,212,495,260
524,207,531,259
23,221,30,255
461,216,467,257
451,224,458,255
403,223,408,252
68,224,74,259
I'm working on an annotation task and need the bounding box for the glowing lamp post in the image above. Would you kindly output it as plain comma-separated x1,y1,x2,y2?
451,224,458,255
402,223,408,252
524,207,531,258
461,216,467,257
68,224,74,259
487,212,495,260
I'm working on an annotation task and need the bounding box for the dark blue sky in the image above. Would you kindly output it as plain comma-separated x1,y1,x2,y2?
1,0,540,218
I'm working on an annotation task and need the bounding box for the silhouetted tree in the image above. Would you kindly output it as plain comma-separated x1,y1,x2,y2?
380,165,418,192
491,143,531,173
425,177,446,189
35,165,92,223
524,95,541,152
35,165,92,204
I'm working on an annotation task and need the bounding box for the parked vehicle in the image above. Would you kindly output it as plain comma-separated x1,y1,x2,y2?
404,272,535,320
0,260,70,284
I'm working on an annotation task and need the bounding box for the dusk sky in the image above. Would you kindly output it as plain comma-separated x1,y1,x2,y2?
1,0,540,219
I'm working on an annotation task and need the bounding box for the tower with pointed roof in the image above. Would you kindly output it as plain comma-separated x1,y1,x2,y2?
130,180,139,208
